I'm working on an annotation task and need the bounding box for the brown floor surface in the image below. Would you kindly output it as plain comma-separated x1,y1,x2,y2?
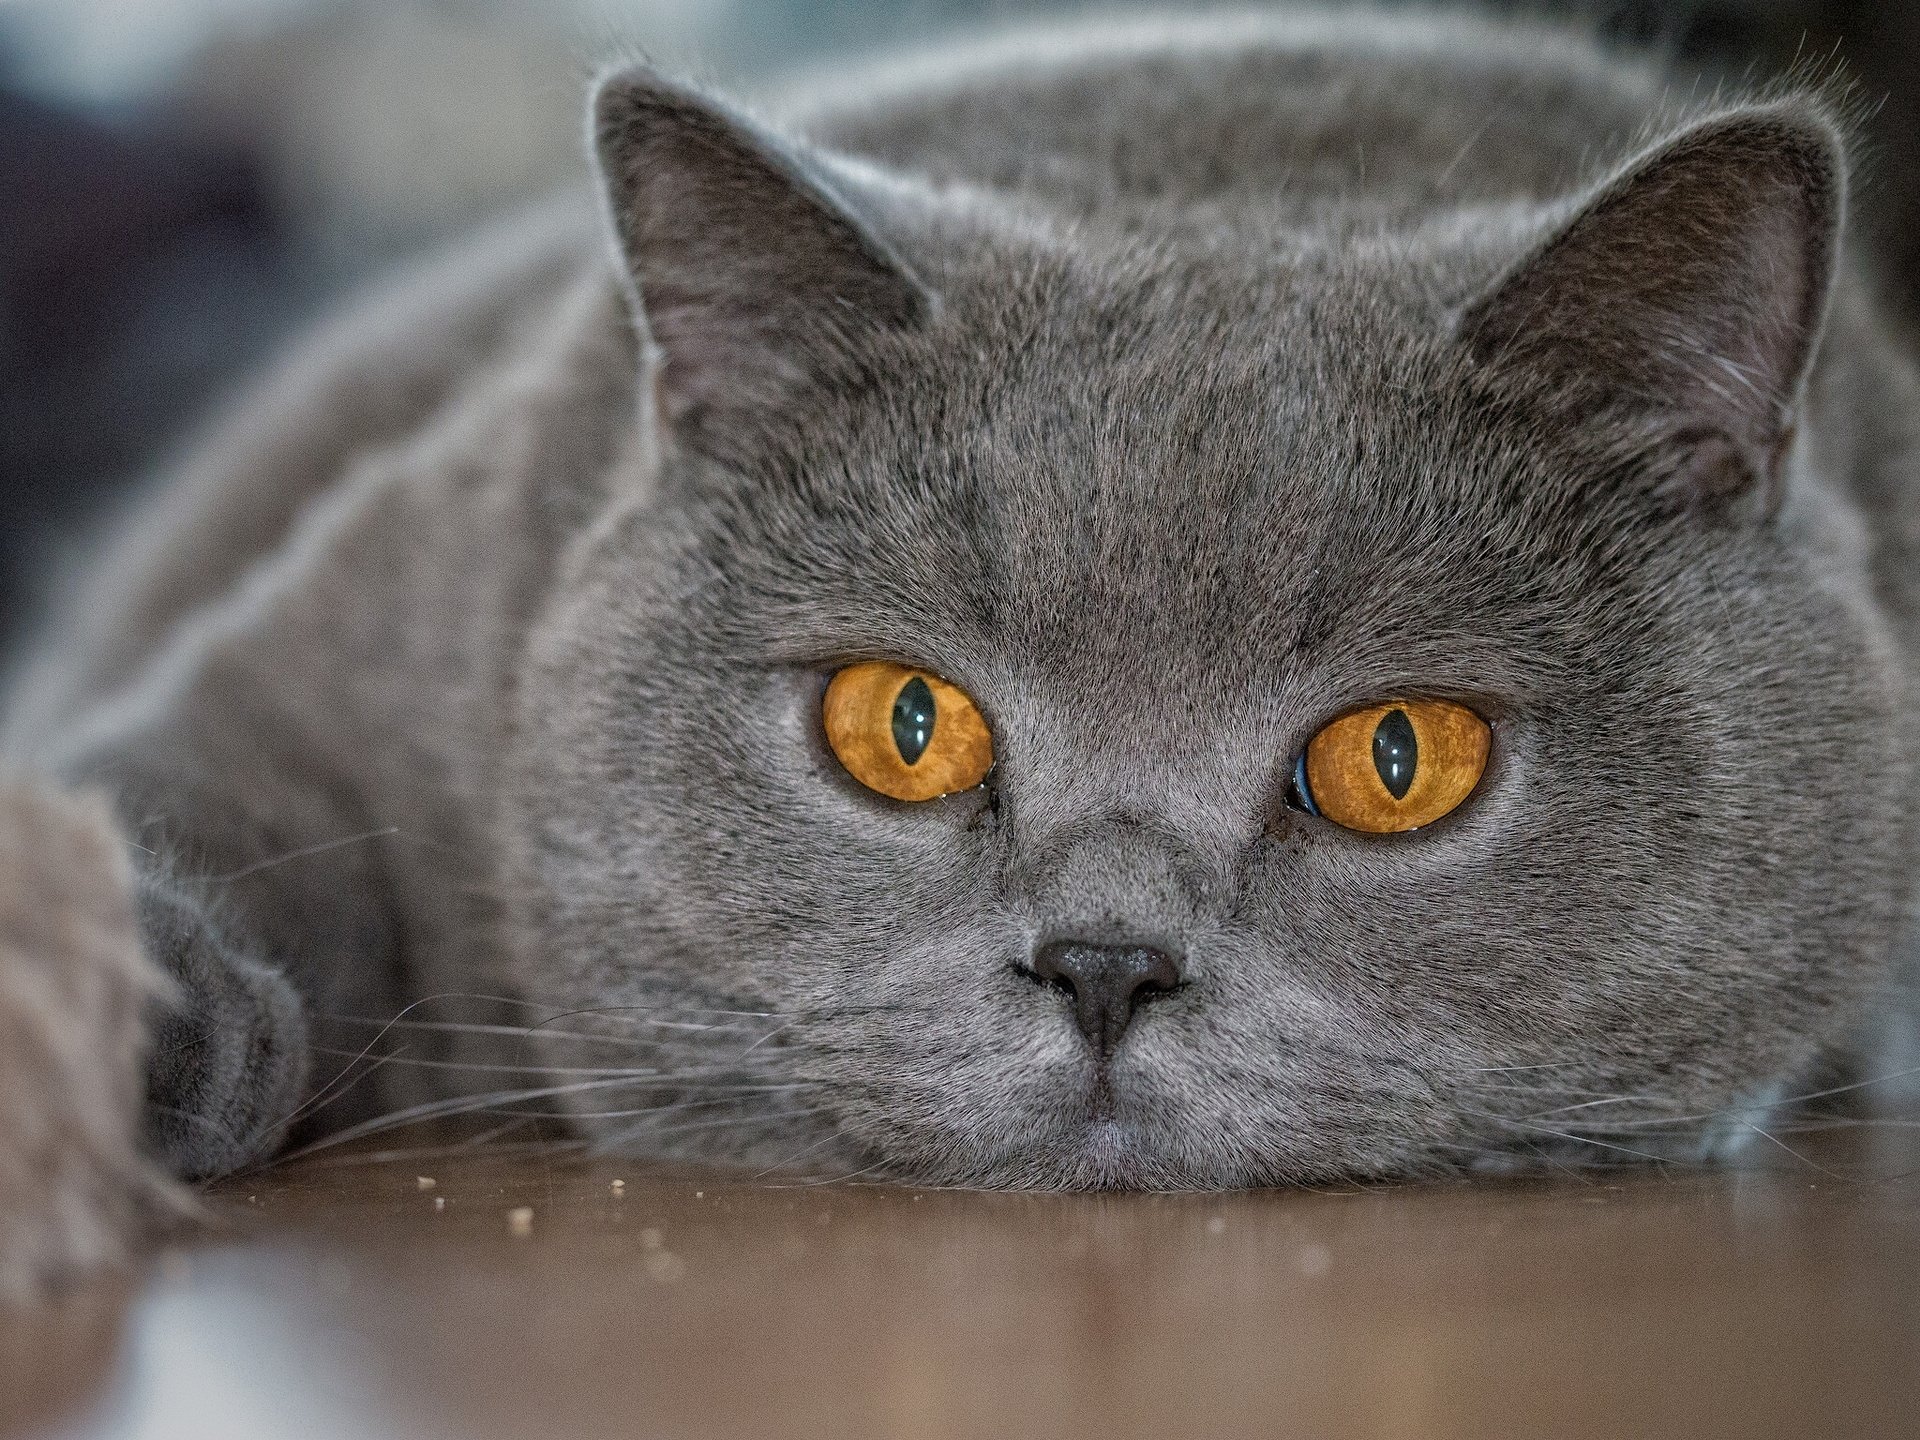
2,1125,1916,1440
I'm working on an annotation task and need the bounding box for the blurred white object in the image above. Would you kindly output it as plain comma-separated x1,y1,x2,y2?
8,0,318,100
6,0,739,260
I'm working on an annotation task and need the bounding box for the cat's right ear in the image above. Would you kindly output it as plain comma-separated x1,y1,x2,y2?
591,67,935,455
1458,103,1845,520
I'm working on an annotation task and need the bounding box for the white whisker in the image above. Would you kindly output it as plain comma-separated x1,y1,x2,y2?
204,827,401,884
278,1076,665,1160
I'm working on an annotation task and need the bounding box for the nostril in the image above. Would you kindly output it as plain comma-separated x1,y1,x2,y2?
1019,963,1078,1003
1026,941,1184,1057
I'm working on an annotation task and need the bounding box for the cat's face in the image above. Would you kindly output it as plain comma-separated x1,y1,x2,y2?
503,72,1908,1185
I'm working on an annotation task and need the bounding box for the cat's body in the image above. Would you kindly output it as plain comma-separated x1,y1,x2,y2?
5,9,1919,1292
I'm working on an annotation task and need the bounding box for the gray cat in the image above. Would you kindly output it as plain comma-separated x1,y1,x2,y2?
4,7,1918,1295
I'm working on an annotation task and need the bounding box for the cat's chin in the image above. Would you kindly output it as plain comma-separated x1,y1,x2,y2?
984,1111,1211,1192
838,1096,1199,1192
1064,1117,1157,1190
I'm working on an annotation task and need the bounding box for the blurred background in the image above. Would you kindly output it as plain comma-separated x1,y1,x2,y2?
3,0,1917,644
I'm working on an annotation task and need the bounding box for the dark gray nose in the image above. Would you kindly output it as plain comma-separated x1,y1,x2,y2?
1028,942,1183,1057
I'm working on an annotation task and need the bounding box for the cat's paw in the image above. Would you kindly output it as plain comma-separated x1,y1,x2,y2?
139,876,310,1179
0,777,186,1302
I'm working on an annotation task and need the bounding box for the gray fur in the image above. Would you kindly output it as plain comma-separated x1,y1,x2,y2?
4,8,1920,1281
0,778,186,1301
137,867,308,1179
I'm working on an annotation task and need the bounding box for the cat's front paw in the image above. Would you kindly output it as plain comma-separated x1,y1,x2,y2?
139,876,310,1179
0,777,186,1302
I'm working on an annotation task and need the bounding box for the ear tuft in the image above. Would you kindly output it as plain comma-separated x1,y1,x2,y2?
1459,103,1845,512
591,67,933,449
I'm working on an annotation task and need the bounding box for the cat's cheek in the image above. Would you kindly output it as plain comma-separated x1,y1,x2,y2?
595,661,999,954
806,924,1091,1176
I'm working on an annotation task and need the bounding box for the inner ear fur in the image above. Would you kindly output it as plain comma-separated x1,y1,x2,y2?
591,66,935,452
1459,103,1846,515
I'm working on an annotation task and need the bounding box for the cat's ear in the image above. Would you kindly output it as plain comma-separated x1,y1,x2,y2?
591,67,934,450
1458,104,1844,516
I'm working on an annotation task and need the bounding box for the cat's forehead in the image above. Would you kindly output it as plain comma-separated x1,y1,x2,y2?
736,253,1597,709
878,262,1540,584
913,233,1505,518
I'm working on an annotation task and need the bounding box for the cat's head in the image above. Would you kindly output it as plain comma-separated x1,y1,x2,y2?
504,64,1906,1185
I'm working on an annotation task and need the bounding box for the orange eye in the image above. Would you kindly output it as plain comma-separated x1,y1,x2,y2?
1300,699,1490,834
823,661,994,802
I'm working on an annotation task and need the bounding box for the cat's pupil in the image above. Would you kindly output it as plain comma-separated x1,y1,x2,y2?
892,677,936,765
1373,709,1417,800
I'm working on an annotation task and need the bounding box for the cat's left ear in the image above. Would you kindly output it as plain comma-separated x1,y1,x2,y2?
591,67,935,454
1458,104,1844,517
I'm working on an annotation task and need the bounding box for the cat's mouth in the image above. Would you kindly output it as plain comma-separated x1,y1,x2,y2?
1044,1080,1179,1188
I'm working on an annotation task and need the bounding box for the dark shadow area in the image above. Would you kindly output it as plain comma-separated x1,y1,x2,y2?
0,79,305,639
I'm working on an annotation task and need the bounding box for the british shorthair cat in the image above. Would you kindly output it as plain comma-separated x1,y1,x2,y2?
3,8,1917,1293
